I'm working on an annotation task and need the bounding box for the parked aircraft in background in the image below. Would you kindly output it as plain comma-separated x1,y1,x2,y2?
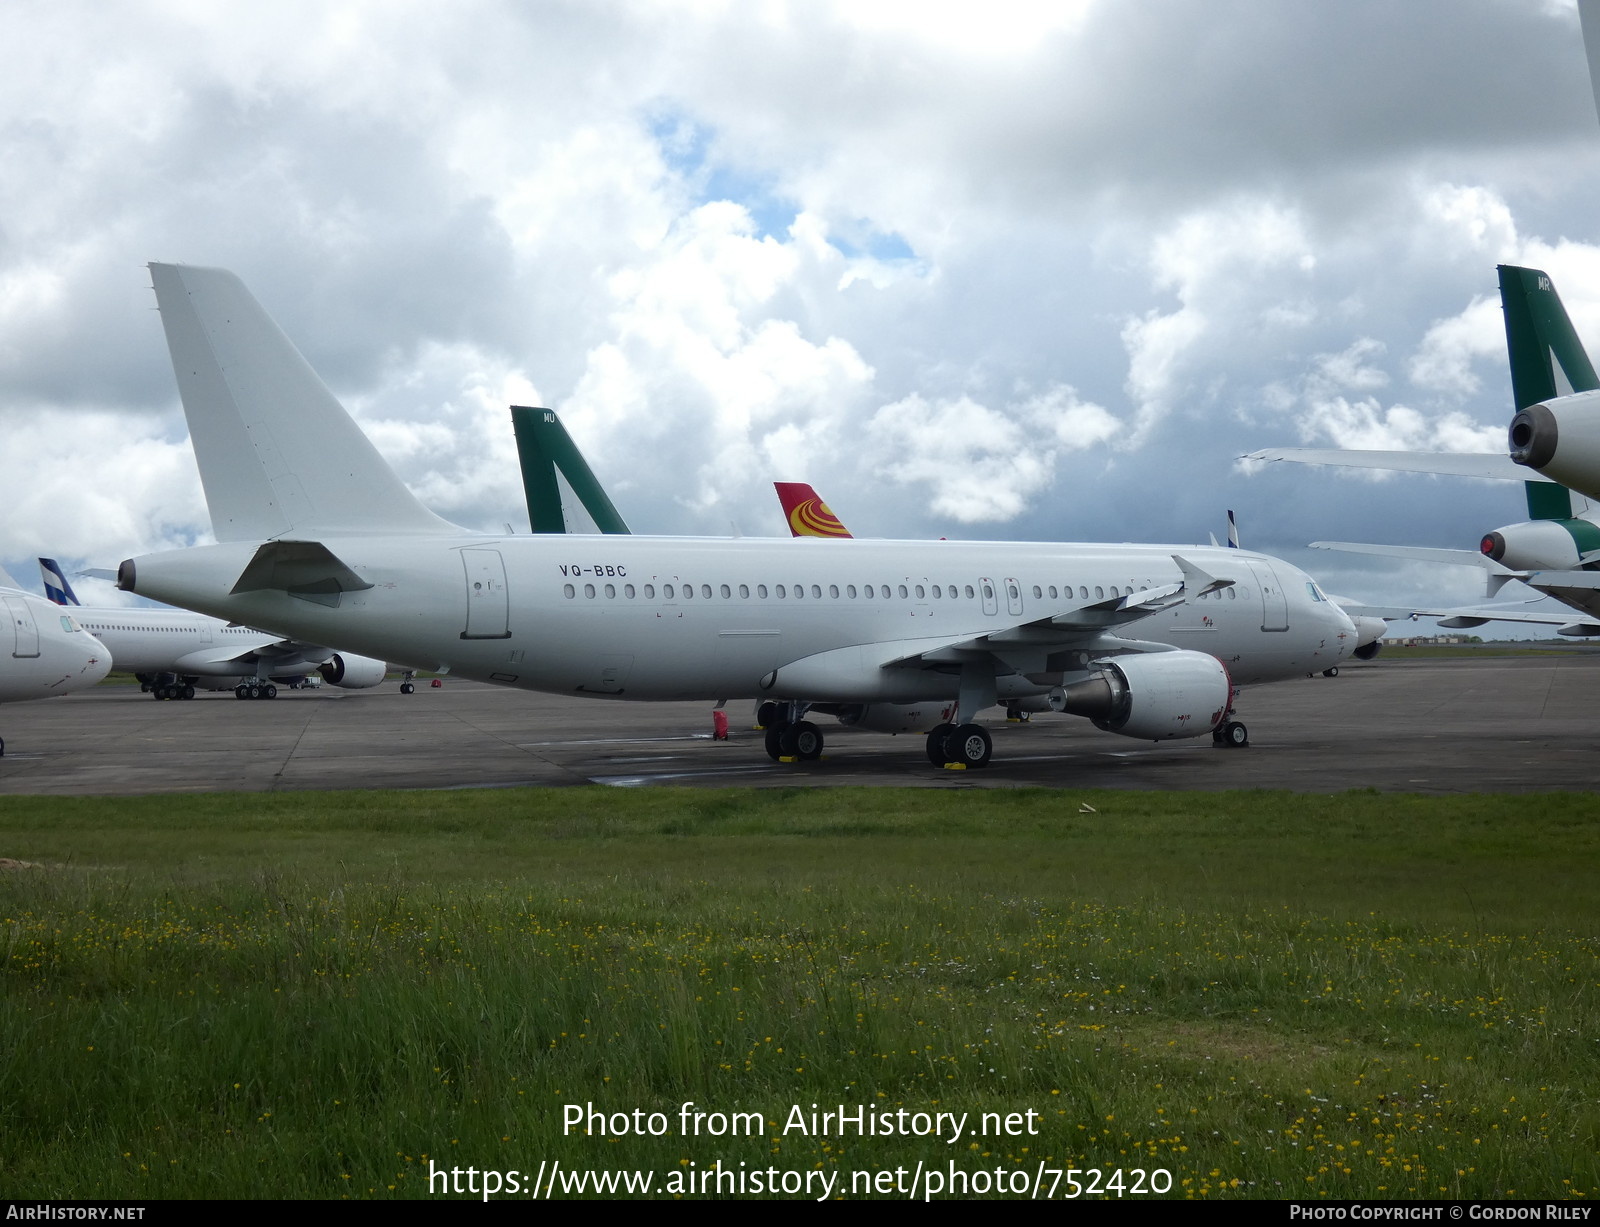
1247,265,1600,636
776,483,853,539
0,564,110,755
115,264,1355,768
511,405,631,534
39,557,390,700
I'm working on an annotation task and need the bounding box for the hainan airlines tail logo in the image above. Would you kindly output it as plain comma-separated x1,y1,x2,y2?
775,483,854,537
788,498,851,538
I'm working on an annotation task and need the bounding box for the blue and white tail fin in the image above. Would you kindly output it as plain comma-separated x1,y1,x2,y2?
1226,509,1240,549
148,264,459,543
38,558,81,606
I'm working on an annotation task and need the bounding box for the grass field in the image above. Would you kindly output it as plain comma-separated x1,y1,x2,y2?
2,787,1597,1200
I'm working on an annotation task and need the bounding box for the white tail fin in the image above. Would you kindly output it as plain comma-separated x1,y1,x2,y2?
149,263,458,542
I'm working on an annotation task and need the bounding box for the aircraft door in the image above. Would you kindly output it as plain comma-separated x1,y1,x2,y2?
461,549,511,639
1004,577,1024,617
980,577,999,617
4,596,40,658
1247,561,1289,632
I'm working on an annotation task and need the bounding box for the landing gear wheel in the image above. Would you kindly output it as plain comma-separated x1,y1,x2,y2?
235,684,249,700
926,723,954,766
1322,667,1339,678
779,720,823,761
755,701,781,729
400,682,415,695
264,684,278,700
764,726,786,761
949,723,992,768
1216,720,1249,748
247,683,263,700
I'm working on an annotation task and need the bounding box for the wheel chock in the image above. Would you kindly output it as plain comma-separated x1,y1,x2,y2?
944,762,968,770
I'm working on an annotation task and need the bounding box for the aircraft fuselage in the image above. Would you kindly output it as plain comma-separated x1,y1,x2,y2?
122,535,1355,703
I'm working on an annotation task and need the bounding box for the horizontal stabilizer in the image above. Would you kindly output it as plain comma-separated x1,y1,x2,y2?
1245,447,1544,483
230,540,374,607
150,263,459,542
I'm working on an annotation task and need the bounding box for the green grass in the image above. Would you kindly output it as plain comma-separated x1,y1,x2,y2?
2,788,1598,1200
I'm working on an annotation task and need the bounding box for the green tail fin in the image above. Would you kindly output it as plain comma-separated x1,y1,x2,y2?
510,406,631,535
1497,265,1598,520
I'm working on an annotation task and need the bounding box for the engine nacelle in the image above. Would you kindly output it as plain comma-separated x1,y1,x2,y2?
1048,650,1229,741
317,653,388,689
1478,518,1595,571
1510,390,1600,500
834,701,955,734
1338,614,1388,655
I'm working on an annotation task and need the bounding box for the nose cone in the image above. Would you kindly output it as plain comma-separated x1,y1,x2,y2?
76,633,113,688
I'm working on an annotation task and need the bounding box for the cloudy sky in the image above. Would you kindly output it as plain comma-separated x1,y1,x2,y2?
4,0,1600,622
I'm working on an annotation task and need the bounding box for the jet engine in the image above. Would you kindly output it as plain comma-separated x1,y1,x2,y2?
1047,650,1229,741
1477,518,1597,571
316,653,389,689
1509,390,1600,500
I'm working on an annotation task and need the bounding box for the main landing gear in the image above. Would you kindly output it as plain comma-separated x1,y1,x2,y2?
763,716,824,761
234,682,279,700
151,682,196,701
925,722,992,768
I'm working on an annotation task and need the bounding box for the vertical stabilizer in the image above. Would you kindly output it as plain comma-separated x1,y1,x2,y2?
1498,264,1599,522
38,559,80,606
149,263,459,542
774,483,853,538
509,406,630,534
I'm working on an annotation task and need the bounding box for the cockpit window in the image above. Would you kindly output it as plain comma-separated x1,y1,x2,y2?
60,615,77,632
1305,581,1325,603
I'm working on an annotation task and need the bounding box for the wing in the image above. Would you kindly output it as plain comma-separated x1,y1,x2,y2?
1244,447,1544,483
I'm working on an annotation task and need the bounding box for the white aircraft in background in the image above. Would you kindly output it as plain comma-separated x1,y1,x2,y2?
115,264,1355,769
36,558,391,700
0,564,111,755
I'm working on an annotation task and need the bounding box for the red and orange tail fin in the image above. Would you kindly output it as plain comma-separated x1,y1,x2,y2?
774,482,853,538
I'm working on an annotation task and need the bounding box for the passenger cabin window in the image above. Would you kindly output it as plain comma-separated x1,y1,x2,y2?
721,584,731,599
776,585,786,598
739,584,750,598
964,584,975,599
758,584,768,598
644,584,655,598
846,584,857,599
563,583,575,598
604,583,616,598
829,584,839,598
584,583,596,598
625,583,636,598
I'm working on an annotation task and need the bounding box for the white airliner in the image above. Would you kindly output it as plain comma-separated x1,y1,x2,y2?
1,564,111,755
115,264,1355,768
38,558,390,700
